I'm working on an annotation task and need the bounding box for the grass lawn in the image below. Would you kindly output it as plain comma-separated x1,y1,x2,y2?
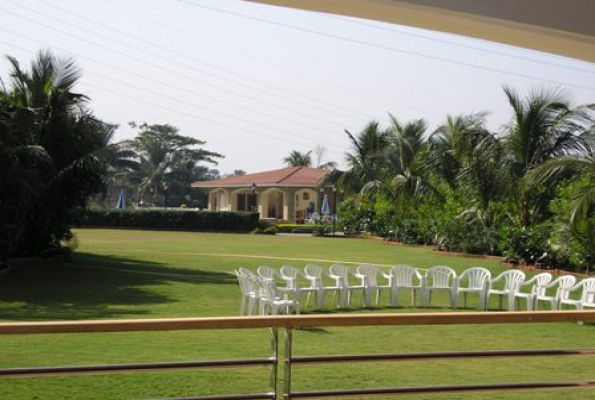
0,229,593,399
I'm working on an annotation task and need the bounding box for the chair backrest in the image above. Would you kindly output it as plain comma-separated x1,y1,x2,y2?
458,267,491,289
530,273,553,296
243,273,262,297
493,270,526,292
356,264,380,287
257,266,280,281
426,266,457,288
579,278,595,303
304,264,324,279
329,263,352,286
389,265,420,287
555,275,577,300
234,270,248,296
238,267,256,277
260,279,278,305
280,265,301,289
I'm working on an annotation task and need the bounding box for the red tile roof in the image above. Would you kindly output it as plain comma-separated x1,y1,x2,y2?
192,167,329,188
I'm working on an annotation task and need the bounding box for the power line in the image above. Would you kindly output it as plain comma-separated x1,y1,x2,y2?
326,15,595,76
175,0,595,93
8,0,372,123
0,27,349,149
0,35,349,151
0,40,348,157
97,0,442,118
0,4,361,132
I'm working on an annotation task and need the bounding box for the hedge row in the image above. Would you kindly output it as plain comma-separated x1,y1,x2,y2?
277,224,316,234
77,210,260,232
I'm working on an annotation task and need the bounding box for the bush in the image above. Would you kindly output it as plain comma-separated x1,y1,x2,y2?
277,224,315,234
77,210,259,232
499,225,549,264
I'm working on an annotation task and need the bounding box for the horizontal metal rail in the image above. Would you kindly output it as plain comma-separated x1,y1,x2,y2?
291,348,595,364
289,381,595,399
159,394,275,400
0,358,274,378
1,310,594,334
1,312,595,399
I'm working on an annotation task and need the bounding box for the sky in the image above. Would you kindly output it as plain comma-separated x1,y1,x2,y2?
1,0,595,174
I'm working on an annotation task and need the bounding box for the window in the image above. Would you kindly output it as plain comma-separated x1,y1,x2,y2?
303,192,310,200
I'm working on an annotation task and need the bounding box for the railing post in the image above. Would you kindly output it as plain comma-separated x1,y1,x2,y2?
284,327,293,400
270,328,279,399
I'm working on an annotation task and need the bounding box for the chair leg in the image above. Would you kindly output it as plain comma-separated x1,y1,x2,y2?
239,297,246,315
498,294,503,310
479,292,485,310
317,290,325,309
463,292,468,308
391,289,398,307
508,294,516,311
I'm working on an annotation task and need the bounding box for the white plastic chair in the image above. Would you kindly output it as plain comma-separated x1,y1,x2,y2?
328,264,363,307
257,265,283,282
382,265,422,307
243,272,268,315
485,270,526,311
234,270,251,315
453,267,491,309
354,264,389,307
280,265,317,310
260,278,300,315
534,275,576,310
514,272,552,311
559,278,595,310
303,264,340,309
422,266,457,308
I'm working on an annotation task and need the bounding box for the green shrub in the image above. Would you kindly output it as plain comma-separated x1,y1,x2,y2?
277,224,315,234
77,210,259,232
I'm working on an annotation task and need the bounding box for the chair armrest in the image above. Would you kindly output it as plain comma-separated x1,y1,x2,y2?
543,277,564,289
521,276,538,286
566,281,584,292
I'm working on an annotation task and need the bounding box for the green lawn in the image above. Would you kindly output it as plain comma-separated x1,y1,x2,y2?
0,229,593,399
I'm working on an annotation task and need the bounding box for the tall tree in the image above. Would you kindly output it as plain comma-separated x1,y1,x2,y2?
502,86,592,226
0,50,130,259
282,150,312,167
129,122,222,206
338,121,388,193
359,116,436,215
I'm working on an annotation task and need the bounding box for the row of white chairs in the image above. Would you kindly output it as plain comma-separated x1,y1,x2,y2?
235,264,595,315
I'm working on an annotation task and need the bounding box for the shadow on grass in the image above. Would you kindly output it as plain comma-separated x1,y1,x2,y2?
0,252,235,321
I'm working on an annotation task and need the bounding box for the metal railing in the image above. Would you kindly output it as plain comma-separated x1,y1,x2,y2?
0,311,595,399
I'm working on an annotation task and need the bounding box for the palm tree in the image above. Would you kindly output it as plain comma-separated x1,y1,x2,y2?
502,86,591,226
338,121,388,193
426,113,491,189
361,116,433,206
529,155,595,226
282,150,312,167
129,123,221,206
1,50,133,257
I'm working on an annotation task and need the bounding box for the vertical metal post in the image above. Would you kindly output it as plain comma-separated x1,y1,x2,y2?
284,327,293,400
270,328,279,399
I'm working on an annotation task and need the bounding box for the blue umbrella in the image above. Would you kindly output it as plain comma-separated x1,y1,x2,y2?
321,193,330,215
116,189,126,210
